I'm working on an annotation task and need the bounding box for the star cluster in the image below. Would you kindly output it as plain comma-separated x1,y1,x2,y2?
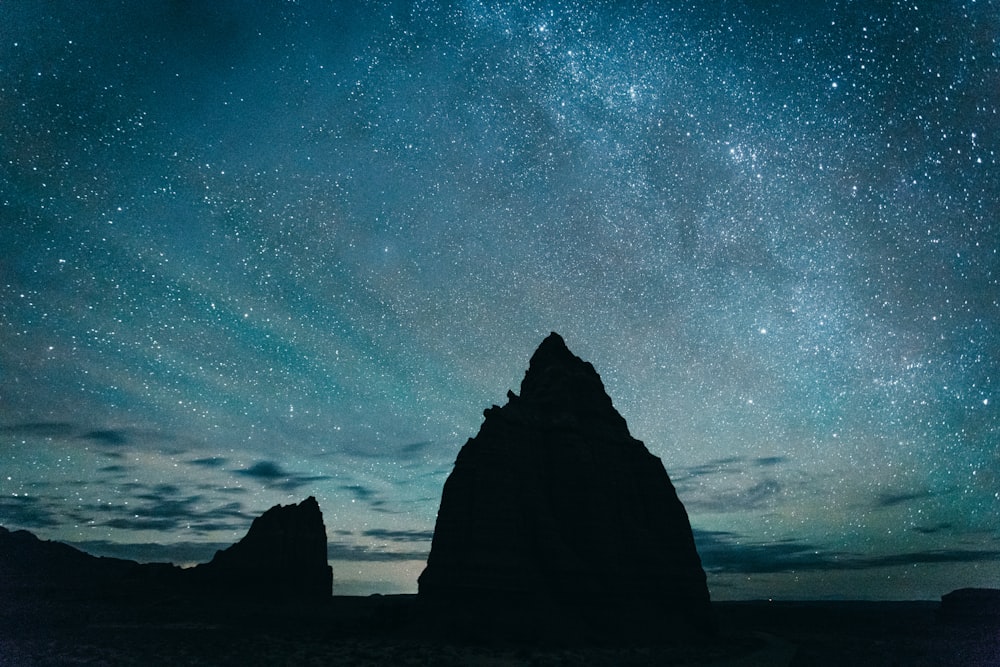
2,0,998,598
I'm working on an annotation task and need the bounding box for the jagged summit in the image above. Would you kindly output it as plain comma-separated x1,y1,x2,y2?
193,496,332,599
420,333,714,641
526,330,573,366
515,331,627,433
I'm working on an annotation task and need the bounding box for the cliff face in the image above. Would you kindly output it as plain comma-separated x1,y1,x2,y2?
419,333,714,639
192,496,333,599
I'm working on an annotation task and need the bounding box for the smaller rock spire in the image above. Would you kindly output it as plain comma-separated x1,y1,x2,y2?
193,496,333,599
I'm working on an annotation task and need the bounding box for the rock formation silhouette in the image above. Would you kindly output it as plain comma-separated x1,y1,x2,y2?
940,588,1000,624
190,496,333,599
0,525,180,599
0,496,333,601
418,332,714,642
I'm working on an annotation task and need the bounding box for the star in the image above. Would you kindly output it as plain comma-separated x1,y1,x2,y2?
1,0,997,600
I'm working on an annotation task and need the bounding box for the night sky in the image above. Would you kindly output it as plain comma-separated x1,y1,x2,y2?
2,1,998,599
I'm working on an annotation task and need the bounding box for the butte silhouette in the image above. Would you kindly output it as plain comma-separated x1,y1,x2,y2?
419,332,714,642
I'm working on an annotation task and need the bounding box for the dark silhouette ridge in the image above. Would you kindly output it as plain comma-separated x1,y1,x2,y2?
939,587,1000,623
0,496,332,602
418,332,715,643
190,496,333,599
0,525,182,599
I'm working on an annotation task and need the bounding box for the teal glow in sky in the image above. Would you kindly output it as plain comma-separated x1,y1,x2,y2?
2,0,998,598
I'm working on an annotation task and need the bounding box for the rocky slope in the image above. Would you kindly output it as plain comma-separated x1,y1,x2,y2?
419,332,714,641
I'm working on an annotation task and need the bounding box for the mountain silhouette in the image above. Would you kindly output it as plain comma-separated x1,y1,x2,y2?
190,496,333,599
0,496,332,602
419,332,714,641
0,525,181,599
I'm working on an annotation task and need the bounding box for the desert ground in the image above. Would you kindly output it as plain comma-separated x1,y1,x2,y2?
1,594,997,666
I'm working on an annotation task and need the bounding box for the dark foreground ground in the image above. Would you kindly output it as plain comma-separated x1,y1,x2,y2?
0,594,997,666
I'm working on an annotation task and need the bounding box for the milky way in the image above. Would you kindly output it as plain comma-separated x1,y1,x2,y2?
2,1,998,598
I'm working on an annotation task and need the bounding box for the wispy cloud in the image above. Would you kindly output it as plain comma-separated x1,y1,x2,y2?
398,441,434,459
80,429,130,446
860,550,1000,569
910,522,954,535
694,530,1000,574
675,456,746,481
1,420,184,455
103,516,185,531
334,484,405,514
754,456,787,467
327,541,430,562
331,440,438,462
1,421,76,438
875,489,932,508
236,461,286,479
695,531,842,573
68,483,255,535
362,528,434,543
68,539,228,565
188,456,228,468
0,495,61,529
340,484,377,501
685,478,783,513
233,460,330,491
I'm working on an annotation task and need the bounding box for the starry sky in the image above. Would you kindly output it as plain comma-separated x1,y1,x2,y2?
2,0,998,599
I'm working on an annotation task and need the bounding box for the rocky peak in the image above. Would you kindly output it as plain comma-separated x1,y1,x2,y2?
513,332,625,430
193,496,332,599
420,333,714,641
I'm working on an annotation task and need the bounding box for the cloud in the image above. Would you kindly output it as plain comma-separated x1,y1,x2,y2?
685,478,783,513
0,421,181,454
335,486,405,514
189,456,228,468
362,528,435,543
97,493,206,533
676,456,747,480
0,495,61,529
237,461,286,479
695,531,841,574
398,441,434,458
139,483,182,498
233,460,330,491
694,530,1000,574
910,522,953,535
73,483,254,535
327,541,430,562
754,456,787,467
340,484,376,501
875,489,932,508
1,421,76,438
68,539,228,565
739,479,782,506
103,517,183,532
674,456,789,485
80,429,130,446
860,550,1000,569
